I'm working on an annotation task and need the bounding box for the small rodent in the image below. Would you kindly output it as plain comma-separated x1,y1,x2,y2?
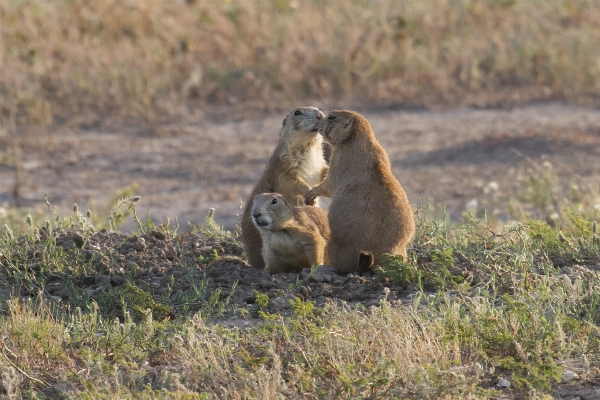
251,192,330,273
309,110,415,273
241,106,328,269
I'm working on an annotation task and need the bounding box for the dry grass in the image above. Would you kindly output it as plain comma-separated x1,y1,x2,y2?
2,194,600,397
0,295,489,398
1,0,600,128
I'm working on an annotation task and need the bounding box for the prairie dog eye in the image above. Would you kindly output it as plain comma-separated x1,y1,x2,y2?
271,198,278,205
294,110,302,116
327,114,336,120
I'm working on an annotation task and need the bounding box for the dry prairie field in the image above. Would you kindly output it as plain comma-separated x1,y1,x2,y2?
2,1,600,399
1,0,600,127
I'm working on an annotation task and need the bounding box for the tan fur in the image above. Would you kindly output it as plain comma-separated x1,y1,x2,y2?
242,106,328,269
309,110,415,273
251,193,330,273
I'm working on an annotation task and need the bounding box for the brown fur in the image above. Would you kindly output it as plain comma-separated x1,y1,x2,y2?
241,106,328,269
251,193,330,273
309,110,415,273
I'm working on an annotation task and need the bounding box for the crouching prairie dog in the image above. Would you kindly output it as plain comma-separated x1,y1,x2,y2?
242,106,329,269
309,110,415,274
251,193,330,273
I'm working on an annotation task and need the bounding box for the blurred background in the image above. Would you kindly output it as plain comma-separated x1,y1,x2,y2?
1,0,600,231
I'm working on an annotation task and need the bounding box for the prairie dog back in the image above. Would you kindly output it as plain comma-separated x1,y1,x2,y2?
310,110,415,273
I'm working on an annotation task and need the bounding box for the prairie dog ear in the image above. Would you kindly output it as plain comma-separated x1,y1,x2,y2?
282,115,288,126
343,117,353,131
330,116,354,144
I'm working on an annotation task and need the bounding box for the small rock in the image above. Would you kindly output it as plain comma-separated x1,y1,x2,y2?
127,235,139,243
132,238,146,252
310,270,331,283
310,266,336,283
562,370,580,383
315,296,329,307
269,294,296,310
72,233,85,248
258,280,277,290
151,230,166,240
319,265,338,275
61,240,75,250
497,377,511,388
332,277,345,285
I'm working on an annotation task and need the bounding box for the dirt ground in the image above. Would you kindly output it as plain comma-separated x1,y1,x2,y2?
2,102,600,398
2,101,600,231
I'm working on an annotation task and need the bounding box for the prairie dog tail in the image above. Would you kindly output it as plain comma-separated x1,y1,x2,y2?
358,251,374,274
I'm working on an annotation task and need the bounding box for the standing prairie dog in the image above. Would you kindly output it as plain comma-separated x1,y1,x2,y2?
251,193,330,273
309,110,415,274
242,106,329,269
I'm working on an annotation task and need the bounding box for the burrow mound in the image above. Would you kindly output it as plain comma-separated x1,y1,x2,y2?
1,228,437,321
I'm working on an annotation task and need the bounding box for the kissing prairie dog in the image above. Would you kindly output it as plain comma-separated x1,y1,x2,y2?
251,193,330,273
309,110,415,273
242,106,329,269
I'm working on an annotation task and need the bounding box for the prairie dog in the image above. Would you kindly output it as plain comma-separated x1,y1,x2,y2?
251,193,330,273
310,110,415,273
242,106,328,269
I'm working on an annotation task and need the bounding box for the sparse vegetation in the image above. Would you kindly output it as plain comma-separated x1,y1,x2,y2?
2,1,600,397
1,180,600,398
1,0,600,127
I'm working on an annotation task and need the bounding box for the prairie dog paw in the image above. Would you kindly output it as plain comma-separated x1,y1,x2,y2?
305,188,318,205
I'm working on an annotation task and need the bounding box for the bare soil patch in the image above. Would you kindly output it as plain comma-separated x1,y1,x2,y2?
16,228,418,319
2,102,600,230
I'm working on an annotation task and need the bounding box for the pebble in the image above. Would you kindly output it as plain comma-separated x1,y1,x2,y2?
497,377,511,388
562,370,580,382
310,270,332,283
72,233,85,248
61,240,75,250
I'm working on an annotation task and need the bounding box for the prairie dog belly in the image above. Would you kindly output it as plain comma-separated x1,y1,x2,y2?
262,230,310,266
297,149,328,207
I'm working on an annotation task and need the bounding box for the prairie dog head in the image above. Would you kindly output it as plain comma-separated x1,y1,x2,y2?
281,106,325,147
319,110,372,146
251,193,294,231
